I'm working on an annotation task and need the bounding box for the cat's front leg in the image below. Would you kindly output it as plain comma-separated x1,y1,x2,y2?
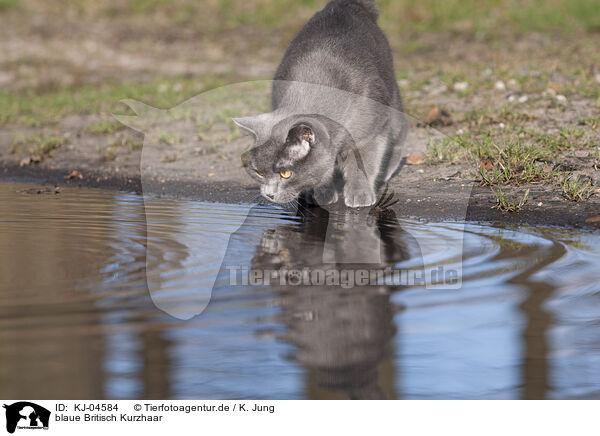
341,147,380,208
343,180,377,208
313,184,339,206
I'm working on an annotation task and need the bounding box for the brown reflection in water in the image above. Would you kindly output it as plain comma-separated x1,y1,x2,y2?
514,241,565,400
0,186,175,399
250,203,419,399
0,189,112,398
136,324,173,399
492,234,565,400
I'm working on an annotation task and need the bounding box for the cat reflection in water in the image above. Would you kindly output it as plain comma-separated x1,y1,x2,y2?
248,194,422,399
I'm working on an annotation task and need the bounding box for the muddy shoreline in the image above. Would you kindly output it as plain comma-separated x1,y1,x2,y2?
3,163,599,229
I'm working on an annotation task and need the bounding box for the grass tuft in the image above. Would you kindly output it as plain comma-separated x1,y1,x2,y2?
492,188,530,212
561,176,594,201
88,120,124,134
10,134,67,160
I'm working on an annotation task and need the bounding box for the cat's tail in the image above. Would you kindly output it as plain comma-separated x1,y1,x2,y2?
342,0,379,22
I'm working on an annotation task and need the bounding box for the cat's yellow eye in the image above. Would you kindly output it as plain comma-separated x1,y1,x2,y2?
280,170,292,179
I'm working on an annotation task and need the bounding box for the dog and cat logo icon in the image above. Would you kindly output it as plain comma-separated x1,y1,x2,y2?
3,402,50,433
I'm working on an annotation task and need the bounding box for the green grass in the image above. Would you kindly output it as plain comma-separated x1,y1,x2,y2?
5,0,599,36
477,140,555,186
96,133,143,161
424,127,597,204
0,0,18,11
509,0,600,32
425,132,564,186
157,132,181,145
561,176,594,201
0,76,226,127
492,188,530,212
534,127,591,152
425,136,465,163
111,134,143,151
87,120,124,134
10,134,67,160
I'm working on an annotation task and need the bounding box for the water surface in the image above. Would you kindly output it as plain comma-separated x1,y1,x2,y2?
1,182,599,399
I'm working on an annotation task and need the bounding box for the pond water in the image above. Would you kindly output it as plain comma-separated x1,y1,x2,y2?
0,181,599,399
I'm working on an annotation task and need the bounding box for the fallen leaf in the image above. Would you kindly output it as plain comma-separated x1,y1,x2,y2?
480,159,494,171
406,156,425,165
585,216,600,224
418,106,453,127
65,170,83,180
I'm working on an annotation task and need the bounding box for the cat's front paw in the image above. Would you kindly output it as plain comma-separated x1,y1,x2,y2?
313,186,339,206
343,186,377,208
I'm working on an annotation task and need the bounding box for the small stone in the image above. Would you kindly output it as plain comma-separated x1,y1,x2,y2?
423,81,448,96
398,79,409,89
556,94,567,103
157,83,169,93
544,88,557,97
537,202,543,207
508,95,516,103
518,95,528,103
499,122,506,129
494,80,506,91
595,74,600,84
507,79,520,90
454,82,469,92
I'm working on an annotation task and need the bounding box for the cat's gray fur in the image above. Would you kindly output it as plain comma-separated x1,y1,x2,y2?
234,0,407,207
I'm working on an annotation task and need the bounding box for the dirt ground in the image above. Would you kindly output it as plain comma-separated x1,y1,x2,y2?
1,1,599,227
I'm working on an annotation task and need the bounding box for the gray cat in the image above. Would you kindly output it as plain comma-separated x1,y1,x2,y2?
234,0,407,207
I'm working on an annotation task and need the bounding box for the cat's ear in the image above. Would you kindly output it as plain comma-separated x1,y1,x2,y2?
287,124,316,147
232,113,273,138
277,124,315,166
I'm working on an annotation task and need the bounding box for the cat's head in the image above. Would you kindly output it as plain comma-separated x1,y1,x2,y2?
234,114,338,204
